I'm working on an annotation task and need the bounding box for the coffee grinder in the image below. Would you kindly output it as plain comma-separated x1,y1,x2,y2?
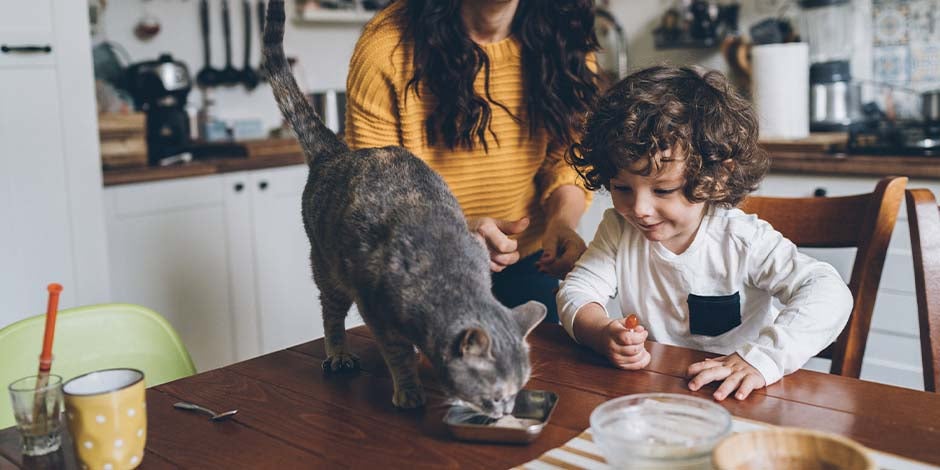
800,0,858,131
123,53,193,164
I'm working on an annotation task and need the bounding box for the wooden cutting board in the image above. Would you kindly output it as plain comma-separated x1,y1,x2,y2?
240,138,303,158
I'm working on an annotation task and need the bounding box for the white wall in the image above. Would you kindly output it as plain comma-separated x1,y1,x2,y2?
101,0,872,130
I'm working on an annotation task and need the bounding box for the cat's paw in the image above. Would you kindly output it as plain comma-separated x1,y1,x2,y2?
392,387,426,409
322,353,360,373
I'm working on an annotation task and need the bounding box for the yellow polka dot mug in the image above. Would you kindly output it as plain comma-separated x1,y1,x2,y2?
63,369,146,469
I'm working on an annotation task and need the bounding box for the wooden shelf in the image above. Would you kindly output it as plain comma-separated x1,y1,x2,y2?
294,8,375,24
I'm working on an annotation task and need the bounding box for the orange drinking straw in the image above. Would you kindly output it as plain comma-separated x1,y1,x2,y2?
38,283,63,375
32,283,62,427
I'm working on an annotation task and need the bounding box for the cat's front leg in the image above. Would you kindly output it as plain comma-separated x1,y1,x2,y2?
320,289,359,373
375,333,425,409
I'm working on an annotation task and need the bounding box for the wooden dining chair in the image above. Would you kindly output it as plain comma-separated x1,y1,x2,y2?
738,176,907,378
905,189,940,392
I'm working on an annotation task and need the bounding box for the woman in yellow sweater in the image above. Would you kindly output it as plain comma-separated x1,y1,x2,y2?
345,0,599,323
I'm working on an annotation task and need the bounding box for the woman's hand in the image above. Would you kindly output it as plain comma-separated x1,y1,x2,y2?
536,219,587,279
687,353,767,401
467,217,530,272
598,319,650,370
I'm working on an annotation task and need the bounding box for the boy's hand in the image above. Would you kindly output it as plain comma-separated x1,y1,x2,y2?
687,353,766,401
599,319,650,370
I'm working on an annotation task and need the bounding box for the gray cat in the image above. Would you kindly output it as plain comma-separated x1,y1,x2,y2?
262,0,545,416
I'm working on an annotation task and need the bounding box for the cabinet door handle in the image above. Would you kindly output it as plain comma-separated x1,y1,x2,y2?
1,44,53,54
258,181,268,190
813,187,828,197
234,182,244,192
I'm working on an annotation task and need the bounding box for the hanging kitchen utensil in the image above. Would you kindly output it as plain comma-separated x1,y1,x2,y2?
196,0,221,88
240,0,259,90
219,0,242,86
133,0,161,41
256,0,267,82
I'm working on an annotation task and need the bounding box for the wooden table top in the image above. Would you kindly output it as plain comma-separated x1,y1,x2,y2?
3,324,940,469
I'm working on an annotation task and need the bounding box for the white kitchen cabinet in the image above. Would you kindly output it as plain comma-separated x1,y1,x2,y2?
104,164,346,371
246,166,324,353
0,0,110,326
575,173,938,391
105,176,238,371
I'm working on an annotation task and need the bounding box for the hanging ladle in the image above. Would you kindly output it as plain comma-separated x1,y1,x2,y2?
219,0,242,86
239,0,259,90
195,0,221,88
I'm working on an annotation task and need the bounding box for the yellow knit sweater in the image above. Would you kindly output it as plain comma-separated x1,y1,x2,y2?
344,3,590,258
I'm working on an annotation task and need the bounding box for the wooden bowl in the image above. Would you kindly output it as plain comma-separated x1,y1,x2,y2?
712,428,876,470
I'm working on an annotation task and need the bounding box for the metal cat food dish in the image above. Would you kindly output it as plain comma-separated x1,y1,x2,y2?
443,390,558,444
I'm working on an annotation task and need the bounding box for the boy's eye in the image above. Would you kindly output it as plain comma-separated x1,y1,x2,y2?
654,188,680,195
612,185,631,192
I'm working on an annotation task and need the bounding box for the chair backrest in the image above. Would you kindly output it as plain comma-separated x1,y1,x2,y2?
0,303,195,428
739,176,907,378
905,189,940,392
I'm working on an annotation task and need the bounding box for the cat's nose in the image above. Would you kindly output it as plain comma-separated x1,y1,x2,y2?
502,399,514,414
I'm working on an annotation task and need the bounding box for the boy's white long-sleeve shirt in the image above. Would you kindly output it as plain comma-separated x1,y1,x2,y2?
557,207,853,385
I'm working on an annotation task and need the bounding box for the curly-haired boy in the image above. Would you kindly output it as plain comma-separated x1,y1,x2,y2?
558,65,852,401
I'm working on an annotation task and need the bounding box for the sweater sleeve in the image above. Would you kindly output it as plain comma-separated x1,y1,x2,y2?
557,209,623,341
344,27,402,150
736,222,853,385
536,139,593,208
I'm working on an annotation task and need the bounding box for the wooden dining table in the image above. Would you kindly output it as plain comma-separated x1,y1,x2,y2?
3,323,940,469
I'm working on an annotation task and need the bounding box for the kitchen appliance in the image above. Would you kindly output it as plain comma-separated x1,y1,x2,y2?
800,0,857,131
923,90,940,123
847,86,940,156
848,118,940,156
122,53,193,164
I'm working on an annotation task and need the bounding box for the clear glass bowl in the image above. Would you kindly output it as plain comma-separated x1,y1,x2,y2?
589,393,732,470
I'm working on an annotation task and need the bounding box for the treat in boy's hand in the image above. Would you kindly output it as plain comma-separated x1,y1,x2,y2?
624,314,638,331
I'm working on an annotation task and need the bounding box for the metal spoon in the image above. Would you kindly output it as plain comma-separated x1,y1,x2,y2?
173,401,238,421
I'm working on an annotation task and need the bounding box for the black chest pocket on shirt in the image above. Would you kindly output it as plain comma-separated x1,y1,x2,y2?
687,292,741,336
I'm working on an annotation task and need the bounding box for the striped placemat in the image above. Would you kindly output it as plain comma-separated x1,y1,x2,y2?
515,418,939,470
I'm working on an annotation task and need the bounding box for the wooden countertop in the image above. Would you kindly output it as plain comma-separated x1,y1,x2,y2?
769,151,940,179
102,153,305,187
101,149,940,187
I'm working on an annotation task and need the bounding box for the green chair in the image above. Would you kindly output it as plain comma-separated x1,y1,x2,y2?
0,303,196,428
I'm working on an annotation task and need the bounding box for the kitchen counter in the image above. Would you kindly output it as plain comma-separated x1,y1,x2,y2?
102,153,305,186
101,149,940,186
769,151,940,179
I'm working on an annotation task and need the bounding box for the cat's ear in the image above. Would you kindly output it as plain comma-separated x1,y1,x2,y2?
511,301,547,338
458,327,492,358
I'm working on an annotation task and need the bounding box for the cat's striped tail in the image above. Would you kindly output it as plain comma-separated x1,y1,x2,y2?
262,0,347,165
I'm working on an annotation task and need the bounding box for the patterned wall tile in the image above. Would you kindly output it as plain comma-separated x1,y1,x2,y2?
874,45,910,84
906,0,940,43
871,0,940,91
874,2,910,45
910,42,940,84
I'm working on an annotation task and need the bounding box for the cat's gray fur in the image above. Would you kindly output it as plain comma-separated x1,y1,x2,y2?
262,0,545,415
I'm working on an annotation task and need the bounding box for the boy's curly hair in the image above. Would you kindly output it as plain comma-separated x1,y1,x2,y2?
567,65,769,207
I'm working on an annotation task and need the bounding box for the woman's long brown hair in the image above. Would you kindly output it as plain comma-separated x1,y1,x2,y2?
400,0,599,151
